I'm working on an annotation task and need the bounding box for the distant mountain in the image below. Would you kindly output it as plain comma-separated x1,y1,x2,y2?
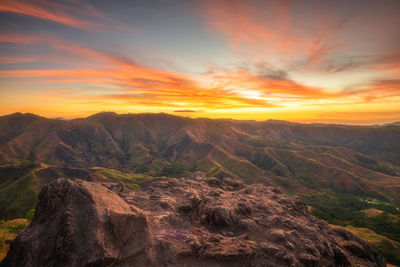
51,117,69,121
384,121,400,126
1,112,400,214
1,112,400,198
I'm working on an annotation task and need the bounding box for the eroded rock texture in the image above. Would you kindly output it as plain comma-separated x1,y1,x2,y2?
1,173,385,267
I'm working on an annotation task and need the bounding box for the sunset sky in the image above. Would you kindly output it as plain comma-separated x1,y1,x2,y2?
1,0,400,124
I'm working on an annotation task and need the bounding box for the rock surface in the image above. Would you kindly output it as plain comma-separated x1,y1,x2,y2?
1,173,385,266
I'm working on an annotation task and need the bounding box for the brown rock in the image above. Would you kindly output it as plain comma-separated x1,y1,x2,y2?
1,179,151,266
1,173,385,267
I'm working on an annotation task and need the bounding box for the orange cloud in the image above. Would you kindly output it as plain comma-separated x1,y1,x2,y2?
0,66,274,110
0,0,102,31
1,1,399,122
209,67,347,100
0,34,40,44
0,57,37,64
0,33,137,68
1,33,398,115
201,0,333,57
200,0,355,76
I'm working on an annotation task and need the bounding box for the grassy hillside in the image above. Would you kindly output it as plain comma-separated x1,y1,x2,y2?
306,193,400,265
345,226,400,265
0,164,41,219
1,113,399,204
1,113,400,264
0,162,165,219
0,218,28,261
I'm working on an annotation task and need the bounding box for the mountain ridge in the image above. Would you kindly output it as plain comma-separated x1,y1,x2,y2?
1,112,400,212
4,112,400,126
1,112,400,264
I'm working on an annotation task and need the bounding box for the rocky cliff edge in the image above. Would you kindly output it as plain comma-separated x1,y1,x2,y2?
1,172,385,267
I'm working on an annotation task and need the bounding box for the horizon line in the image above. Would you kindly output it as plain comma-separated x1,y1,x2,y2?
1,111,399,127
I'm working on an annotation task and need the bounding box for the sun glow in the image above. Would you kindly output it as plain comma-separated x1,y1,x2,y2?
0,0,399,124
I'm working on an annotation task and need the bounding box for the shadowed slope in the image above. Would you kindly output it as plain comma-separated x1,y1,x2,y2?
1,113,399,206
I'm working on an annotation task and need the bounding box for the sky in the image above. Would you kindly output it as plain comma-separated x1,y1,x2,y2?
1,0,400,124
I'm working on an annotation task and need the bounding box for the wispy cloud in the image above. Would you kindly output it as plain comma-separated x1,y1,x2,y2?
200,0,331,57
207,63,347,100
0,34,40,44
1,32,399,111
200,0,400,77
0,0,103,31
2,0,400,123
0,34,278,109
0,56,37,64
174,110,197,113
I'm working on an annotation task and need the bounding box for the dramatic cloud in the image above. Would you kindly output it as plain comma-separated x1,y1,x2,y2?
0,35,278,109
201,0,337,58
1,0,400,123
201,0,400,74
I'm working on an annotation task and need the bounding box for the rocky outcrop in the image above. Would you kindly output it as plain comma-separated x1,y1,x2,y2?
1,179,151,266
1,173,385,266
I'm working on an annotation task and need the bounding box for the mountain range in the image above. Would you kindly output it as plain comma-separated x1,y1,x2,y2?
1,112,400,264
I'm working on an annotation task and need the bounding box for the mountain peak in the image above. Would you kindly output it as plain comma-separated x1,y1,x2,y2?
0,112,44,120
86,111,119,119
